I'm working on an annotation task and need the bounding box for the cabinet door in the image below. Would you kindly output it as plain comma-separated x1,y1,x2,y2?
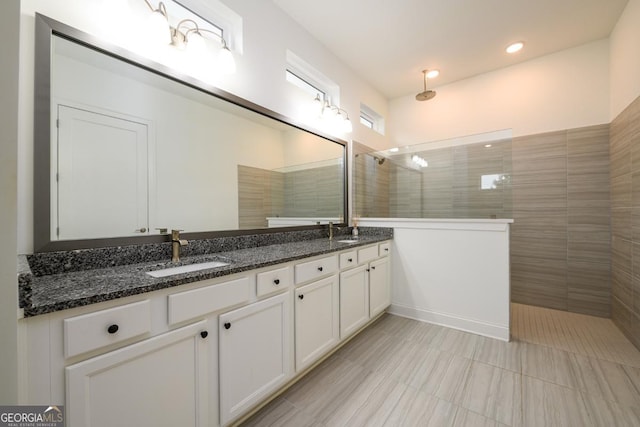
65,320,209,427
369,257,391,317
295,275,339,371
219,292,291,426
339,265,369,339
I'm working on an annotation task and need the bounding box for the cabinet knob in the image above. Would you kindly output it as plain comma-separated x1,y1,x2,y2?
317,266,323,272
273,279,280,285
200,330,209,339
384,248,389,252
371,266,376,270
223,322,231,330
298,294,304,300
348,258,353,262
107,324,119,334
366,268,370,272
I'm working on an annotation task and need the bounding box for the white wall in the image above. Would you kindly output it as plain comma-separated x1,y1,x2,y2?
219,0,390,151
16,0,390,253
0,0,20,404
361,219,512,341
610,0,640,119
282,130,344,168
389,39,610,145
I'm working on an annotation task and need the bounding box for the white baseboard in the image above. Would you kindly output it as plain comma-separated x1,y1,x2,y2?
388,303,510,342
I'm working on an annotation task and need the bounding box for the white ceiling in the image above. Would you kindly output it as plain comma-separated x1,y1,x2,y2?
273,0,629,99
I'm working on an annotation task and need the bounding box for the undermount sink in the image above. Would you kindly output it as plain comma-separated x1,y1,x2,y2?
337,239,359,244
146,260,230,278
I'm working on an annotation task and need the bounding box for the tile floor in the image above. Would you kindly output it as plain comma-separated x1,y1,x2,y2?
240,304,640,426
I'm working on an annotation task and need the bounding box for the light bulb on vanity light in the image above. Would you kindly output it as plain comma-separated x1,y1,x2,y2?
217,41,237,75
342,115,353,133
337,109,353,133
146,4,171,45
185,30,206,55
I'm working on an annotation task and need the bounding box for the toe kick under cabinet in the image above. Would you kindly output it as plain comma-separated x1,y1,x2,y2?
22,240,391,427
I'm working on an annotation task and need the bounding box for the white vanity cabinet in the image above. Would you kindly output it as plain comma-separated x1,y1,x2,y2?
369,256,391,317
23,239,392,427
339,265,369,339
65,320,209,427
294,274,340,371
339,242,392,339
218,292,291,426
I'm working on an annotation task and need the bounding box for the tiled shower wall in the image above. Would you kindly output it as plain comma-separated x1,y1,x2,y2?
354,124,611,318
353,142,390,218
511,125,611,317
354,140,513,219
610,95,640,349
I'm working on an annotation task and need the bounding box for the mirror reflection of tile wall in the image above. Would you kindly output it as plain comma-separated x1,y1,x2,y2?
238,163,343,229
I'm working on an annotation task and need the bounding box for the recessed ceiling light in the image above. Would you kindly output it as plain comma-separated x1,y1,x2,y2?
389,147,399,153
506,42,524,54
484,144,492,148
426,69,439,79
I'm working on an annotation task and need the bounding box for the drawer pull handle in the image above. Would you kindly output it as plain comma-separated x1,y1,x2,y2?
274,279,280,285
298,294,304,300
317,266,323,272
224,322,231,330
107,324,119,334
348,258,353,262
384,248,389,252
200,330,209,339
371,266,376,270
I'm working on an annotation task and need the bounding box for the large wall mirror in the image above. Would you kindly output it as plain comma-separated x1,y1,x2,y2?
34,14,346,252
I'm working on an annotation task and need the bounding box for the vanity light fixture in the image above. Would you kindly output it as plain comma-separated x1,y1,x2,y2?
313,94,353,134
142,0,236,74
506,41,524,54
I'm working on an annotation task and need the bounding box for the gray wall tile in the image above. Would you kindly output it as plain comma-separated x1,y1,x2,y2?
610,96,640,350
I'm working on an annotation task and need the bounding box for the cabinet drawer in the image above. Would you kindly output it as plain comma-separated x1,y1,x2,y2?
379,242,391,257
339,250,358,269
64,300,151,358
358,245,379,264
168,277,251,325
257,266,291,297
295,255,338,284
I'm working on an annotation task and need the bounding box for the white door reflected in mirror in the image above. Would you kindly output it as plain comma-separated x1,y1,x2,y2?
56,105,149,240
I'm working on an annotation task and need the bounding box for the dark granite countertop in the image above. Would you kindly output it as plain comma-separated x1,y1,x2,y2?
18,227,392,317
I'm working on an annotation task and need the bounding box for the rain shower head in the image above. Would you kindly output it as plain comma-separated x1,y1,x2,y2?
373,156,385,165
416,69,436,101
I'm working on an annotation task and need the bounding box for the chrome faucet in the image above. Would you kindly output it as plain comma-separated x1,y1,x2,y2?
328,222,334,240
171,229,188,262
